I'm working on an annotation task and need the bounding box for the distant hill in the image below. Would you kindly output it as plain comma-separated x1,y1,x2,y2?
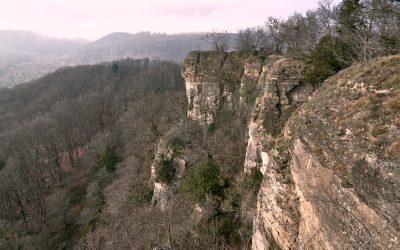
0,31,210,88
0,30,88,55
74,32,209,63
0,30,88,88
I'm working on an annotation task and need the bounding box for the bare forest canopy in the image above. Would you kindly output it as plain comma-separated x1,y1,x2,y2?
0,59,187,248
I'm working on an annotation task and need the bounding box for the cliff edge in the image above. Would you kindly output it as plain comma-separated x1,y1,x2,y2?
252,55,400,249
156,51,400,249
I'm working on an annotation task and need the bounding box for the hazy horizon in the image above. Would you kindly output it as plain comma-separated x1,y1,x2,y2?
0,0,338,40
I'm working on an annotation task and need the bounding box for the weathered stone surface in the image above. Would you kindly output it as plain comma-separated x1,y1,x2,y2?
239,55,265,105
178,51,400,249
244,56,313,173
182,51,226,125
252,55,400,249
182,51,264,125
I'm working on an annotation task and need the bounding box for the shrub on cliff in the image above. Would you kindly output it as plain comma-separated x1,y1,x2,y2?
155,155,175,184
242,168,263,193
304,35,353,85
97,146,120,173
180,160,223,203
129,180,153,208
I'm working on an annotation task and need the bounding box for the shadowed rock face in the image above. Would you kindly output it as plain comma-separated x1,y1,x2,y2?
181,51,314,248
179,51,400,249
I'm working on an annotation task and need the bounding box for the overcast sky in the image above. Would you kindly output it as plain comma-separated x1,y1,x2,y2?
0,0,334,40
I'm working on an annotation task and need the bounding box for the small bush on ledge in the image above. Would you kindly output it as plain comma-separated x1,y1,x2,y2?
242,168,263,193
180,160,223,203
97,146,120,173
128,180,153,208
155,154,175,184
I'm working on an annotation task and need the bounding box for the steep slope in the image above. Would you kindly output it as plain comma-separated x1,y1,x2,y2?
244,56,313,173
251,55,400,249
0,59,185,249
151,51,265,210
141,51,311,249
2,49,398,249
179,51,400,249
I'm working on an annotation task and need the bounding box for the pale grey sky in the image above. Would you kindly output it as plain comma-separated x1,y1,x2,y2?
0,0,336,40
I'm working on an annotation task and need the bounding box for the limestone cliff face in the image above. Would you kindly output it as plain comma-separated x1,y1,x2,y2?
152,51,264,210
182,51,264,125
252,55,400,249
241,56,315,249
178,51,400,249
243,56,313,173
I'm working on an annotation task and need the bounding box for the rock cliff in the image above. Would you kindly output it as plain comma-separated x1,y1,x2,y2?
182,51,264,125
151,51,265,211
243,56,313,173
251,55,400,249
150,128,188,211
179,51,400,249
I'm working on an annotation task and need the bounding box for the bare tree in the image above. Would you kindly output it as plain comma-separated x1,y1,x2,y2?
235,28,257,52
264,17,285,54
336,0,400,61
317,0,338,37
203,30,230,51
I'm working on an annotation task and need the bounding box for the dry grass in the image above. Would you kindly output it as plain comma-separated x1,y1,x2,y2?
394,117,400,128
371,125,387,138
385,142,400,158
380,55,400,67
353,96,370,108
368,93,384,105
384,97,400,112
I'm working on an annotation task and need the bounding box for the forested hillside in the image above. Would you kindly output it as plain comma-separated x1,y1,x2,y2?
0,59,187,248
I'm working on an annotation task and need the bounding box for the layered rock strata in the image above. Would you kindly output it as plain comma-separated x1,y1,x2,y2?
252,55,400,249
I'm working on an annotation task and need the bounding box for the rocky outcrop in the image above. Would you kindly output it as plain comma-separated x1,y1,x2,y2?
150,130,187,211
179,51,400,249
252,55,400,249
240,56,314,249
152,51,264,211
244,56,313,173
182,51,264,125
